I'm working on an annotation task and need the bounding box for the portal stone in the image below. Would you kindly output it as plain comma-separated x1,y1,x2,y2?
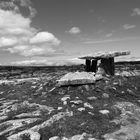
85,59,91,72
91,60,97,73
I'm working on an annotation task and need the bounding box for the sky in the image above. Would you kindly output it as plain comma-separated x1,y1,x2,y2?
0,0,140,65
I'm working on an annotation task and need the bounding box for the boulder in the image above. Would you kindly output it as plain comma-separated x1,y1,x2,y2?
57,72,96,86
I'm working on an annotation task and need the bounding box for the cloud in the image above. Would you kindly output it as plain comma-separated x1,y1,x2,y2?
0,9,31,29
105,33,113,38
0,37,18,47
83,36,140,44
84,39,119,44
0,0,37,18
0,1,19,12
68,27,81,34
0,2,61,57
131,8,140,16
123,24,136,30
7,43,62,57
30,32,61,45
11,58,84,66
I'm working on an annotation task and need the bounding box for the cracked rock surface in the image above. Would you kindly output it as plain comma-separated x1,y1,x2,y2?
0,65,140,140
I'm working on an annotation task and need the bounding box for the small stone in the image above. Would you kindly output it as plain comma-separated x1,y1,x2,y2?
59,91,65,95
102,93,109,98
49,136,60,140
77,107,85,112
41,92,46,96
63,101,67,105
57,107,63,110
61,96,70,102
87,96,97,100
88,112,94,115
84,102,93,109
113,82,118,85
99,110,109,114
70,100,83,105
61,96,70,105
112,87,116,90
31,86,36,89
36,86,43,92
70,133,93,140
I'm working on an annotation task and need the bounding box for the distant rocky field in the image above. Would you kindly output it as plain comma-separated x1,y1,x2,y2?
0,64,140,140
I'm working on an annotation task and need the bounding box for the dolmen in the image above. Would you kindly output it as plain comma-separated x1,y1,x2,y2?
58,51,130,86
79,51,130,76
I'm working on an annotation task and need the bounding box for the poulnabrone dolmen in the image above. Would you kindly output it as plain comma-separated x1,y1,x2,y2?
57,51,130,86
79,51,130,76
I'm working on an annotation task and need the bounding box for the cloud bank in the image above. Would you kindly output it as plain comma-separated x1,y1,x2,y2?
12,58,84,66
0,0,61,57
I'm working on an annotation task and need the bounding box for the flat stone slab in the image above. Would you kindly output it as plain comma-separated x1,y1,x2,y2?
57,72,96,86
79,51,130,60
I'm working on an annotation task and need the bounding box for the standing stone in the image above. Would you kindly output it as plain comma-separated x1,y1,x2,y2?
85,59,91,72
101,58,115,75
91,59,97,73
109,57,115,75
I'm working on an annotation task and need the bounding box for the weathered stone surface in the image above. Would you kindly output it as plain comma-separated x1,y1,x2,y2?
57,72,96,86
0,118,39,136
116,70,140,77
7,130,41,140
7,111,73,140
104,102,140,140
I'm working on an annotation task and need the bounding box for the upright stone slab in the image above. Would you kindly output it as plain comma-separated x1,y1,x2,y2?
109,57,115,75
85,59,91,72
91,60,97,73
101,58,115,75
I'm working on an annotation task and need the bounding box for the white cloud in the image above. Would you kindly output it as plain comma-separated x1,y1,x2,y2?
105,33,113,38
0,37,18,47
84,39,119,44
0,9,31,29
68,27,81,34
11,59,83,66
84,36,140,44
30,32,61,45
123,24,136,30
7,42,60,57
131,8,140,16
0,4,61,57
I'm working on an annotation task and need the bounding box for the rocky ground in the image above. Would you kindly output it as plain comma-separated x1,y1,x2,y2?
0,64,140,140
